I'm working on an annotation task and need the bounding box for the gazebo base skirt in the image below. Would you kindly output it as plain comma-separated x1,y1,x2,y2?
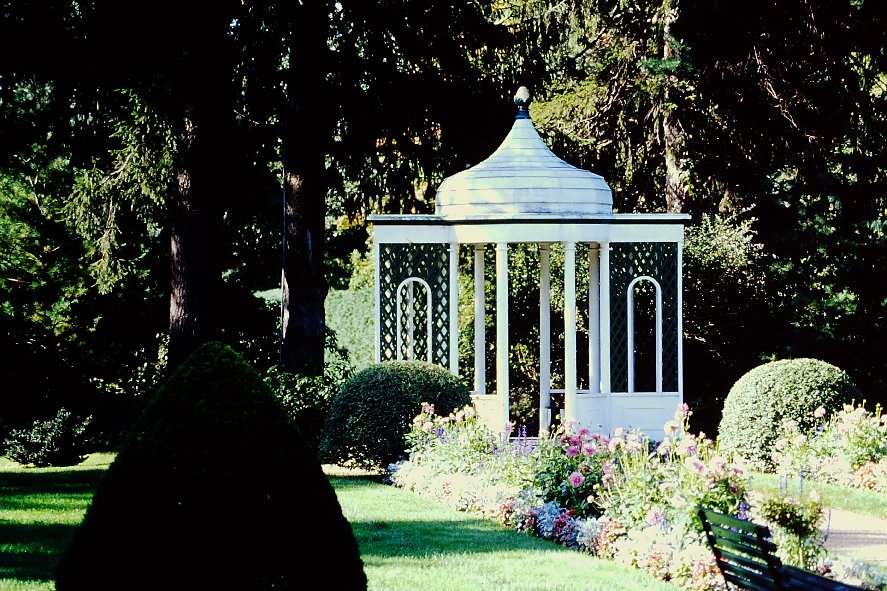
470,392,681,443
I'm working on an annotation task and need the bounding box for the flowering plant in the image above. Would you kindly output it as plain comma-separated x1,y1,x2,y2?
530,421,614,517
772,402,887,493
755,486,826,570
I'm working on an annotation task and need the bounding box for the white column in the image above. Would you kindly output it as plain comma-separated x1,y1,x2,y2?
539,244,551,434
599,243,611,394
588,245,600,393
564,242,577,423
496,242,510,432
374,241,381,363
449,242,459,376
473,245,486,395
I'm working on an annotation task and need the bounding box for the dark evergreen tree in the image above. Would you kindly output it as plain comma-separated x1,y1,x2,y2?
55,341,367,590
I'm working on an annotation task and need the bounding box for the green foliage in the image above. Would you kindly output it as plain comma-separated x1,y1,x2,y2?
2,408,92,468
54,341,366,591
718,358,861,471
530,423,611,518
325,286,375,372
755,489,826,570
265,329,355,452
319,360,471,471
681,211,772,435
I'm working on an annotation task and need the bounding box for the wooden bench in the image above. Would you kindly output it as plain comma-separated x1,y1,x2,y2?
697,507,866,591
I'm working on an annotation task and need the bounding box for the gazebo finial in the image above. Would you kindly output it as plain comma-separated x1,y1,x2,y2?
514,86,531,119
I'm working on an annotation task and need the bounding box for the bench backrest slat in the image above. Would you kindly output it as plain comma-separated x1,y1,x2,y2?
698,507,785,590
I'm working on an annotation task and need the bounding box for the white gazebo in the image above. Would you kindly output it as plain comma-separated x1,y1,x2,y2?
368,87,690,441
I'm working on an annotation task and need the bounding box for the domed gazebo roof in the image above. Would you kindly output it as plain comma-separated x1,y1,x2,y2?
435,87,613,220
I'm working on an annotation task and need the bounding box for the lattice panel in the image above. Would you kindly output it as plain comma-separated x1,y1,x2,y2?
397,281,428,360
609,242,679,393
378,243,451,367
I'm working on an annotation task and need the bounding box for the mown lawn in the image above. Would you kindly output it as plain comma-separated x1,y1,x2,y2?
1,455,679,591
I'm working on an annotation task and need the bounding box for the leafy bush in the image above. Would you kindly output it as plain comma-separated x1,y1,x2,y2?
754,489,826,570
319,360,471,471
325,287,374,371
2,408,92,467
55,341,366,591
264,329,354,452
681,212,771,437
718,358,860,471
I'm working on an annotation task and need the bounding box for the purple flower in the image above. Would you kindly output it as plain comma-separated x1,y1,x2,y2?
568,471,585,487
565,445,580,457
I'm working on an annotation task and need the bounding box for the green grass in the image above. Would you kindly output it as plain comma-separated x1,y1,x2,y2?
330,470,679,591
0,454,114,591
0,456,679,591
746,471,887,519
6,457,886,591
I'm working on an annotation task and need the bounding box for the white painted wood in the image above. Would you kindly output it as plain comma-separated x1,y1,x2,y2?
369,100,689,438
374,240,381,363
449,242,459,375
474,245,486,395
599,243,611,395
496,242,510,432
564,242,577,423
539,243,551,434
369,217,689,245
435,118,613,218
588,245,600,393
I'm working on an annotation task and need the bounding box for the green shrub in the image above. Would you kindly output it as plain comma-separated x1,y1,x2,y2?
55,341,366,591
326,287,375,371
319,360,471,471
265,329,354,452
718,358,860,471
2,408,92,467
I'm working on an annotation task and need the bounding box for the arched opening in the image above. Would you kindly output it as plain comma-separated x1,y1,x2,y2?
626,276,662,393
396,278,432,362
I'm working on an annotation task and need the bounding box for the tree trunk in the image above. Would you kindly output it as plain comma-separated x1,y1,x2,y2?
662,1,687,213
166,20,235,370
167,109,225,371
279,1,331,376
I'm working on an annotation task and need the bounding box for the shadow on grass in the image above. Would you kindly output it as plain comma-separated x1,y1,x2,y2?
0,468,108,489
0,467,104,583
0,522,80,582
329,475,568,560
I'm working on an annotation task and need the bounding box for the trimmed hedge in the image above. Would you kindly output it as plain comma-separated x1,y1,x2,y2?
717,358,860,471
55,341,366,591
319,360,471,471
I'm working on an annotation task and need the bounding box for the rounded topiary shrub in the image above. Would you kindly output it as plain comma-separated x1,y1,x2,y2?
319,360,471,472
55,341,366,591
717,357,860,471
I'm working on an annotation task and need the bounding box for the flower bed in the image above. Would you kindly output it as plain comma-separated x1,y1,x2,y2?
389,402,886,591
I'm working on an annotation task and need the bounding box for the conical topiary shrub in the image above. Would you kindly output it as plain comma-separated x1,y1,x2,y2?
55,341,367,591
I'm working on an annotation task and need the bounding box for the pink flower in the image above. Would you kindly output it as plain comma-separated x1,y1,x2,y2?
568,471,585,487
814,406,826,419
565,445,580,457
